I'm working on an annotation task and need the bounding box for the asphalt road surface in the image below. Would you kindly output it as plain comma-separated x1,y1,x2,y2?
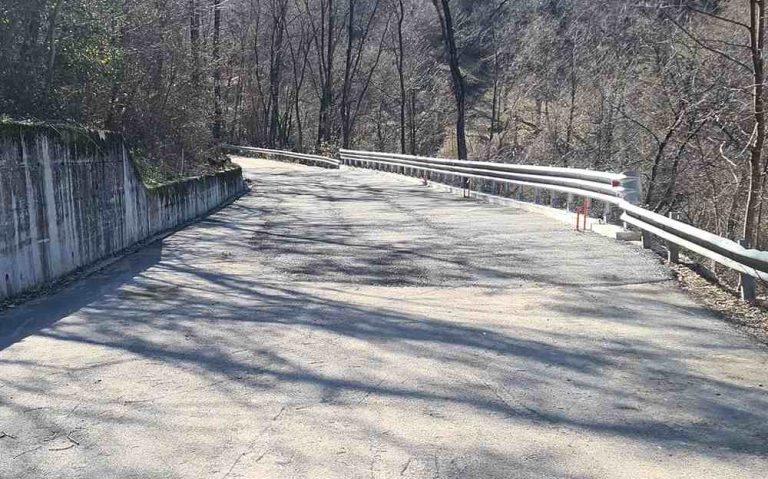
1,157,767,478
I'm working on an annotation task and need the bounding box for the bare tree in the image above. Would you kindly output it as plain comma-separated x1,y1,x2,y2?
663,1,766,245
431,0,467,161
213,0,223,141
393,0,407,153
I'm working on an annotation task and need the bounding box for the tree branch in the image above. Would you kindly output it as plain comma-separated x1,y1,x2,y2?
662,11,753,72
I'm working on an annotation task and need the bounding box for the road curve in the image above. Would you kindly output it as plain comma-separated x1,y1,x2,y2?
1,157,767,478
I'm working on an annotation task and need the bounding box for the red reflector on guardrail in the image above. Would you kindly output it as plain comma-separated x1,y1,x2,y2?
611,179,620,187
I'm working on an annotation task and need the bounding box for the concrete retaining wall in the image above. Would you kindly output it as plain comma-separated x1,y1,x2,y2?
0,123,245,301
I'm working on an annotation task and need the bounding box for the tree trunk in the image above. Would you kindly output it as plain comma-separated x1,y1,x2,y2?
744,0,766,246
268,1,287,147
341,0,355,148
431,0,467,161
212,0,223,142
644,125,678,207
317,0,335,146
190,0,201,88
396,0,406,154
564,41,576,168
288,28,310,151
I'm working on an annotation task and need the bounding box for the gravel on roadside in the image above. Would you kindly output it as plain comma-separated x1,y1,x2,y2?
668,261,768,344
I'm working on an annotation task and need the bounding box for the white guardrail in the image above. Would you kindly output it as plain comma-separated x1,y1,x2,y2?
222,144,766,301
222,145,340,168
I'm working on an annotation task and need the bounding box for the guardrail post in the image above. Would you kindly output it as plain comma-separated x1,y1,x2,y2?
641,230,653,249
738,239,757,303
667,212,681,263
534,188,541,205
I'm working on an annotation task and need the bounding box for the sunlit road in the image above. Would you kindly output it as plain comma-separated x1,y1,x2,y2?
1,157,767,478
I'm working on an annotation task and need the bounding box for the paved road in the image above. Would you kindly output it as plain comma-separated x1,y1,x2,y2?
1,157,767,478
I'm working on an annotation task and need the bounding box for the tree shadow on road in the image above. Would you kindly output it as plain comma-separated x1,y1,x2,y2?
1,164,767,477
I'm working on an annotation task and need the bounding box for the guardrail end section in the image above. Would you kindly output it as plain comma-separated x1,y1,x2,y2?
619,170,642,205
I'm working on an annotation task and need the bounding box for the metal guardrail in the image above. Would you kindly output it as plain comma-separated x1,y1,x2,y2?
341,149,640,203
222,145,340,169
340,149,767,300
